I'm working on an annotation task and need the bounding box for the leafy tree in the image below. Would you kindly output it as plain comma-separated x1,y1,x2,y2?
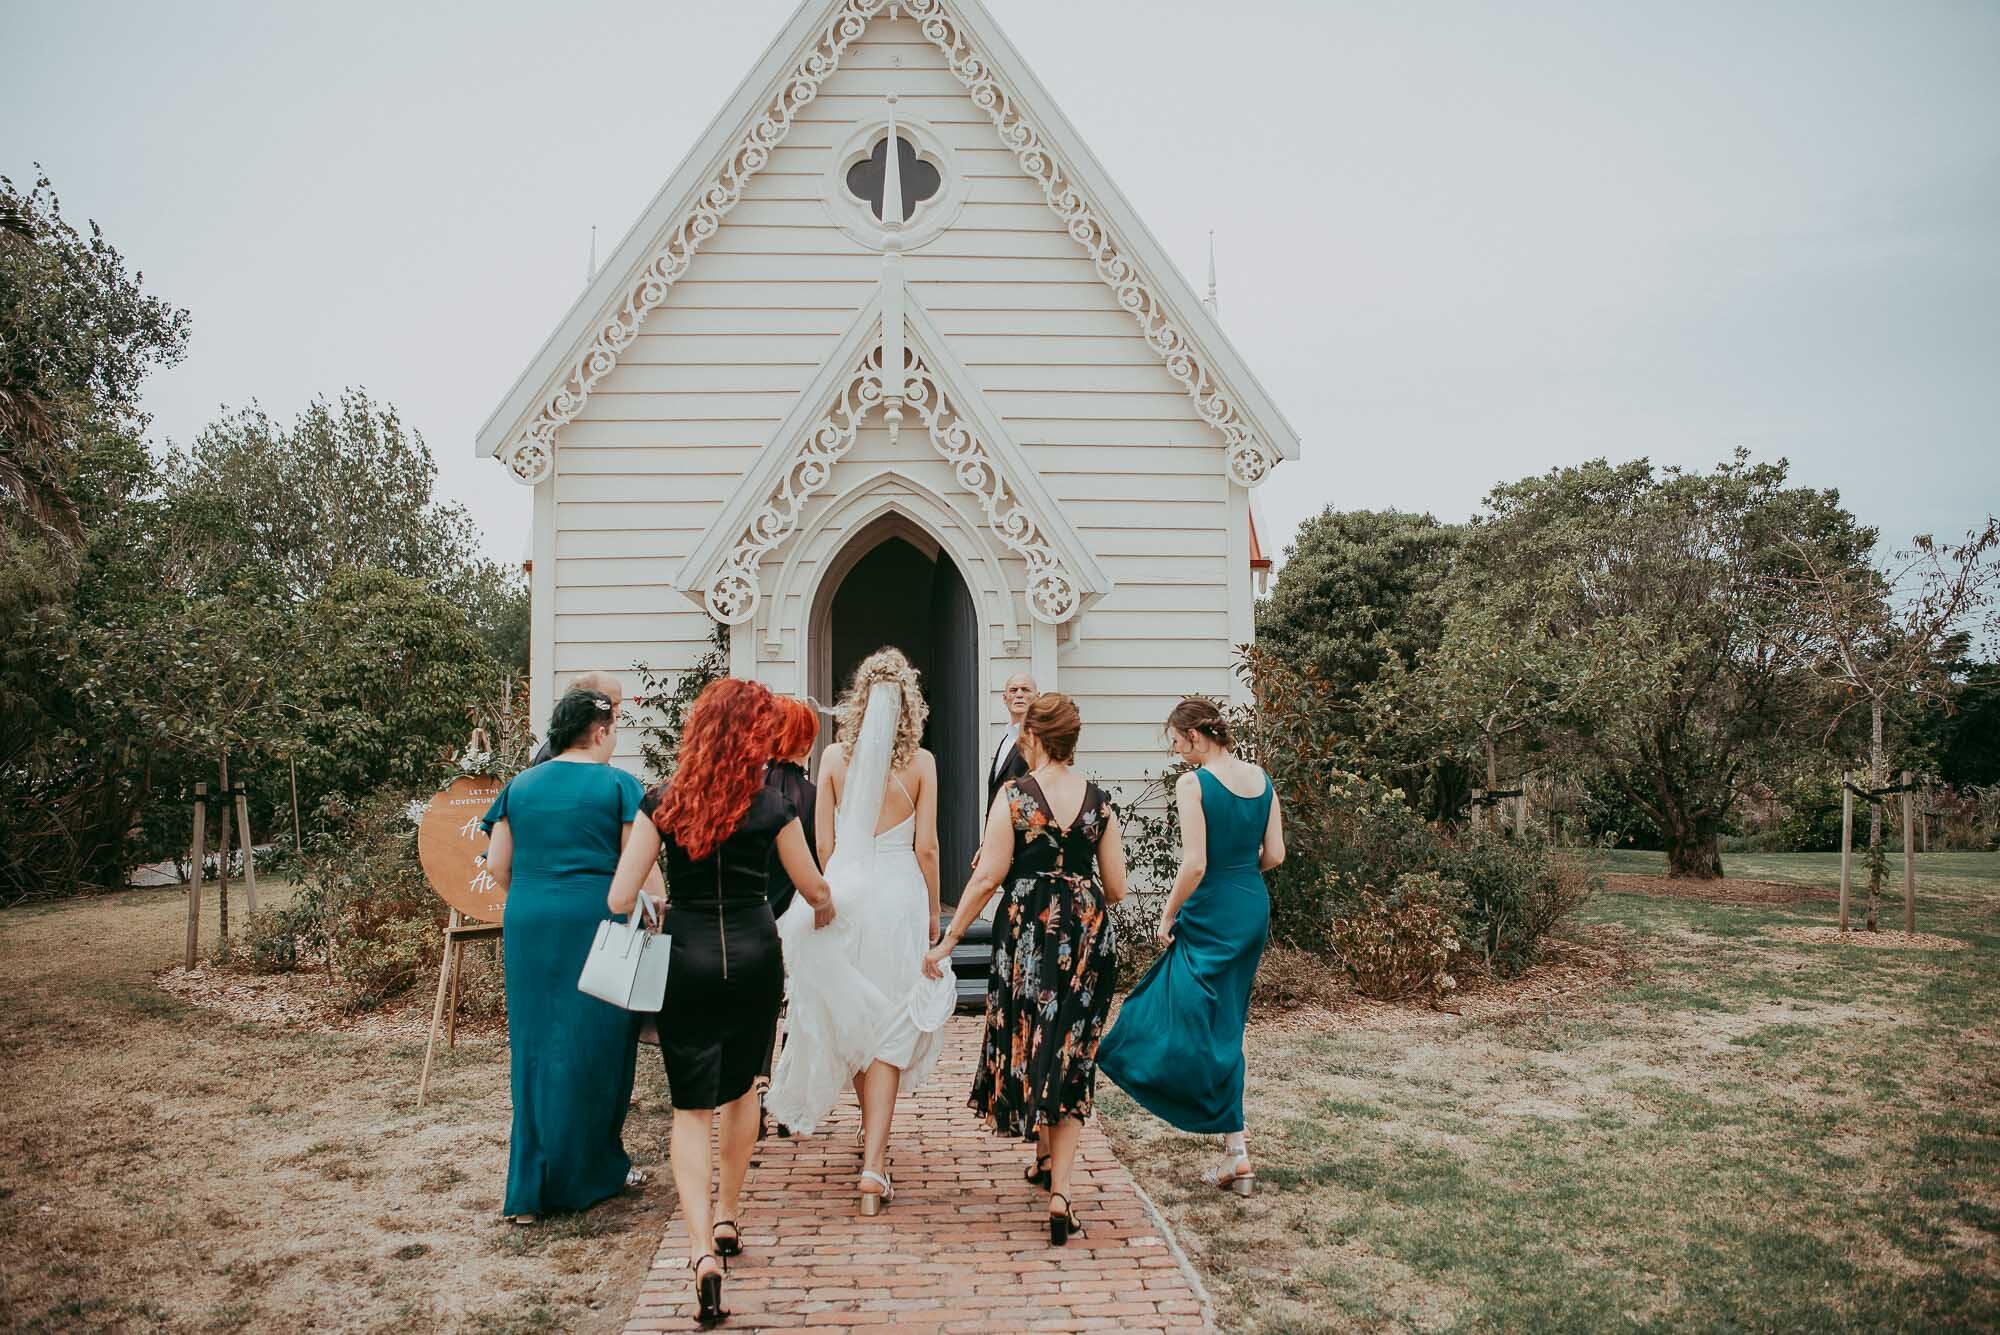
450,558,531,672
1912,661,2000,789
1255,508,1460,717
164,390,478,601
1378,452,1870,878
1767,517,1999,926
0,170,189,558
289,568,502,823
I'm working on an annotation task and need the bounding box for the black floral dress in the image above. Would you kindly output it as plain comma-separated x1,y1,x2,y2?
968,774,1118,1139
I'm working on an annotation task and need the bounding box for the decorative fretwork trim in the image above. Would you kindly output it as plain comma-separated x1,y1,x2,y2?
899,0,1277,486
498,0,1280,489
500,0,890,486
705,343,1082,627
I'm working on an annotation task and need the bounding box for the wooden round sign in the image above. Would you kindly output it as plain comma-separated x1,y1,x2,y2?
417,775,507,924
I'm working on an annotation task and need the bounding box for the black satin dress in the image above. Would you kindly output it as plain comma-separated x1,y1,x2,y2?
643,783,791,1110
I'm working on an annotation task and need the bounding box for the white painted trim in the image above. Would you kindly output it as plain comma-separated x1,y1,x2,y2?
761,465,1023,652
475,0,1300,481
1031,618,1057,692
1227,483,1253,704
674,292,885,595
476,0,830,458
677,284,1108,628
903,293,1113,597
530,480,557,739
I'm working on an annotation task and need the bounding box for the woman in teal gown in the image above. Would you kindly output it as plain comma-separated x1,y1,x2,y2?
481,688,651,1220
1096,698,1284,1194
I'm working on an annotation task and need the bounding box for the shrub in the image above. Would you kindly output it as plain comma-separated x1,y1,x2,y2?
1329,871,1466,1002
1115,646,1596,993
633,621,730,781
1432,828,1596,977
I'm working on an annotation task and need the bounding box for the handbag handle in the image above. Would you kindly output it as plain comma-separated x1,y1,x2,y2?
631,889,660,933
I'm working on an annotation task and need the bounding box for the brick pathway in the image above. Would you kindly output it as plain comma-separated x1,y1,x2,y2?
626,1016,1213,1333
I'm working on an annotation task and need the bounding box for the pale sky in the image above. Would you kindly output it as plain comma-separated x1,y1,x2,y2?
6,0,1996,568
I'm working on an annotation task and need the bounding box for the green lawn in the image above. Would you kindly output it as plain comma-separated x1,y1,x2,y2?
1102,852,2000,1333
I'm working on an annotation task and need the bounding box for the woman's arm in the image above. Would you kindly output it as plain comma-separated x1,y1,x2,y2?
1097,808,1129,905
606,818,663,916
776,819,836,929
913,752,942,940
815,743,845,865
922,794,1014,977
1260,785,1286,871
484,820,513,892
1157,771,1208,943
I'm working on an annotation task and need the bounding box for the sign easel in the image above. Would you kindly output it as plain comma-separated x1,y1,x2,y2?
414,768,507,1107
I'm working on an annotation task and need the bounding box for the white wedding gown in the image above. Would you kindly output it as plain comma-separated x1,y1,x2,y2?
765,683,948,1136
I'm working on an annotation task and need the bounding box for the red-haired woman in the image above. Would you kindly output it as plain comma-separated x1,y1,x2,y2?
608,678,834,1327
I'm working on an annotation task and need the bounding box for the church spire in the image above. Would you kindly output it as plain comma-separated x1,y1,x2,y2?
1202,230,1218,319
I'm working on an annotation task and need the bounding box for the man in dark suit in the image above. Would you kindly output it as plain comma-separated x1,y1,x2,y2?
985,672,1038,812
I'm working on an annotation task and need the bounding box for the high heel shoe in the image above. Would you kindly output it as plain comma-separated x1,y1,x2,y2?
857,1168,893,1217
1048,1192,1084,1246
693,1254,728,1328
1024,1155,1052,1190
711,1219,741,1260
1201,1151,1255,1197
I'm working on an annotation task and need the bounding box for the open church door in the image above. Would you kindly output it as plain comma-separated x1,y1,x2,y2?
926,554,979,903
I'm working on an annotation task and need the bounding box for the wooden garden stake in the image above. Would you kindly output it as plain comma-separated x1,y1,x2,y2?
186,783,207,970
216,755,233,943
1838,771,1853,932
234,782,258,917
1902,770,1915,934
290,756,303,856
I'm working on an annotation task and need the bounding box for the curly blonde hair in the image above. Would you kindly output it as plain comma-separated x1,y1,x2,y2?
835,647,928,771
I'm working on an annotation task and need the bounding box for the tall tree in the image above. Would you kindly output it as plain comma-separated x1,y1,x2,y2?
1768,518,2000,926
1387,452,1870,878
164,390,478,601
1255,508,1461,720
0,171,188,559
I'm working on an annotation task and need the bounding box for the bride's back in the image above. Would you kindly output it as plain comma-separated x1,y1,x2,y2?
821,742,927,838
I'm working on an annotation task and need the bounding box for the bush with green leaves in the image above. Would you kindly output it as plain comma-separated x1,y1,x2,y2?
631,621,730,780
1115,646,1596,987
1329,871,1467,1002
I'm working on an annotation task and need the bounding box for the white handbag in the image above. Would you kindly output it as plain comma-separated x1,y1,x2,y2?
578,891,671,1012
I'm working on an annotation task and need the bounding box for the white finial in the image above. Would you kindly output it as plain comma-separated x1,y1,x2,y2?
879,93,907,444
1203,230,1218,319
587,225,598,283
881,93,904,241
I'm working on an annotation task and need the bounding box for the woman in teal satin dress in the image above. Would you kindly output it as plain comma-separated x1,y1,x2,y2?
1097,697,1285,1194
481,689,651,1221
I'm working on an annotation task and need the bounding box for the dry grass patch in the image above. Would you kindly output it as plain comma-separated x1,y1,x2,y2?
0,885,675,1334
1103,856,2000,1333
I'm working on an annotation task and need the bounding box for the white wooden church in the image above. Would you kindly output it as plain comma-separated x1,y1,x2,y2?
478,0,1298,868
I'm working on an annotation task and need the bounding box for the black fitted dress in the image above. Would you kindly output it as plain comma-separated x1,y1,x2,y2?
644,783,791,1110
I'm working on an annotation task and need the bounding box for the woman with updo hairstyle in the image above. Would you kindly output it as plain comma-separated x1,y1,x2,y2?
479,688,650,1224
1096,696,1285,1198
926,691,1128,1246
607,678,834,1326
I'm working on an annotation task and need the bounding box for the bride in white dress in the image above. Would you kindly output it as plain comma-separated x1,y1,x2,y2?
766,648,951,1215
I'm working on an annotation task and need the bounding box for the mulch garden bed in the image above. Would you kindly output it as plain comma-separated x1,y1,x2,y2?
1599,872,1837,905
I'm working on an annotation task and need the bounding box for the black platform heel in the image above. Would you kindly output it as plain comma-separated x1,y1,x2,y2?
1049,1192,1084,1247
1024,1155,1052,1190
712,1219,741,1260
694,1254,728,1327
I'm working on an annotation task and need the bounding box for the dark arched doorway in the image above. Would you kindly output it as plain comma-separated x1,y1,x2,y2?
812,521,980,900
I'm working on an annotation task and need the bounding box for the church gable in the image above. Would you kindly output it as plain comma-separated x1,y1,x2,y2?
675,286,1112,633
477,0,1299,493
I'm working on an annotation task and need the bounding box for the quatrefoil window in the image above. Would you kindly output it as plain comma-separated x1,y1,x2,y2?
845,135,942,223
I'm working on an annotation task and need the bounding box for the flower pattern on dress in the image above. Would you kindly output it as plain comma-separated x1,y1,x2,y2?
967,777,1119,1140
